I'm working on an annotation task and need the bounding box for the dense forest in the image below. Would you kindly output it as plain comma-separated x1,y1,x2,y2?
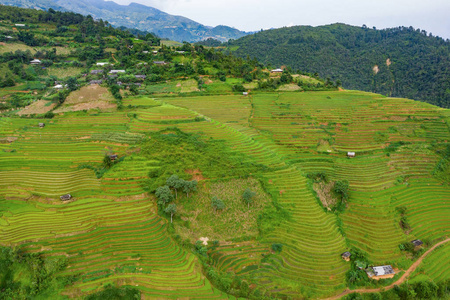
226,23,450,108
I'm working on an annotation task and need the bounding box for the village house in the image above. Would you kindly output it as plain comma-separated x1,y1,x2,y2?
135,75,146,80
175,51,185,54
15,24,25,27
367,265,395,279
53,84,64,89
90,69,104,75
152,50,158,55
116,81,123,86
38,123,45,128
30,59,41,65
347,152,356,158
109,70,126,74
60,194,72,201
243,92,249,96
153,61,166,65
96,62,110,66
271,68,283,73
142,51,149,54
341,251,351,261
90,80,103,85
6,36,13,39
109,154,118,161
411,239,423,248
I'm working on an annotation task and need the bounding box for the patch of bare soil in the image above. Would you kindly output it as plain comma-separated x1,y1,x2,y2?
313,181,336,210
17,100,56,116
54,85,116,112
386,58,392,66
373,65,379,74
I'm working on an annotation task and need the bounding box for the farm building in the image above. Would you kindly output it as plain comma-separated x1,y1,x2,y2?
53,84,64,89
368,265,395,279
152,51,158,54
243,92,249,96
153,61,166,65
135,75,146,79
341,252,351,261
6,36,13,39
90,70,104,75
30,59,41,65
347,152,356,158
175,51,185,54
271,68,283,73
134,83,142,87
109,70,126,74
411,239,423,247
60,194,72,201
38,123,45,128
96,62,110,66
15,24,25,27
116,81,123,86
142,51,149,54
90,80,103,85
109,154,118,161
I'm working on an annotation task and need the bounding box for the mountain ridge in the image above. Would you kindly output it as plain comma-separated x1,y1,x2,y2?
0,0,250,42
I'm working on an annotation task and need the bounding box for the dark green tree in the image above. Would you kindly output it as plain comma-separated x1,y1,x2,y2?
211,196,225,213
155,185,173,206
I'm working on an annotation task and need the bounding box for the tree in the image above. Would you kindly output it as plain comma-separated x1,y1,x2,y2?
334,180,349,202
155,185,173,206
242,188,256,209
103,155,112,169
164,203,177,223
183,180,197,198
166,175,183,199
211,196,225,213
66,77,78,91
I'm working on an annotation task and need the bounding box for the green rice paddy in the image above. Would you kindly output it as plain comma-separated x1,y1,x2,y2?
1,90,449,298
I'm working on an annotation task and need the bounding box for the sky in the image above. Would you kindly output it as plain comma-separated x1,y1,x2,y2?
110,0,450,39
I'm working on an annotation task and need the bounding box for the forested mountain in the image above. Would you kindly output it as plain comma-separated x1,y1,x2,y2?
226,23,450,108
0,0,250,42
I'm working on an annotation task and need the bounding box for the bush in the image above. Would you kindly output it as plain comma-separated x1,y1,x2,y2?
271,243,283,253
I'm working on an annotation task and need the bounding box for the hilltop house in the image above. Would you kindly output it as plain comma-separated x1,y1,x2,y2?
109,154,118,161
341,252,351,261
347,152,356,158
271,68,283,73
30,59,41,65
38,123,45,128
109,70,126,74
60,194,72,201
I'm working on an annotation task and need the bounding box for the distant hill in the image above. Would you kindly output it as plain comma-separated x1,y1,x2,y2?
0,0,250,42
226,23,450,108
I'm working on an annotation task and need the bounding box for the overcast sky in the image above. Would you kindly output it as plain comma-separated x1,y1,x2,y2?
111,0,450,39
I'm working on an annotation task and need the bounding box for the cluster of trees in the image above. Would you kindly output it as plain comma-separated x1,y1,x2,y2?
345,279,450,300
154,175,198,223
227,23,450,108
0,246,75,298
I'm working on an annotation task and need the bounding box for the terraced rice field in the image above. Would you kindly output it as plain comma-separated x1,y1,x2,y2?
1,90,449,298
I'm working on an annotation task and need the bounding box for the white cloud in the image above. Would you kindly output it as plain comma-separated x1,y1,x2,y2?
112,0,450,39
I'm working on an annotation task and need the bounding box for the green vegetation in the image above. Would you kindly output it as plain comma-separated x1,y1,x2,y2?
0,5,449,300
226,23,450,108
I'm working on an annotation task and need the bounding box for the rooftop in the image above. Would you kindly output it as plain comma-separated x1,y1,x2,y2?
372,265,395,276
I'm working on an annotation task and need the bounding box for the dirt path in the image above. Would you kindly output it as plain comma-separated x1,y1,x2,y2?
323,238,450,300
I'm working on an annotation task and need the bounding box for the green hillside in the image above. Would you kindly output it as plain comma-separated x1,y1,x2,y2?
0,6,449,300
225,23,450,109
